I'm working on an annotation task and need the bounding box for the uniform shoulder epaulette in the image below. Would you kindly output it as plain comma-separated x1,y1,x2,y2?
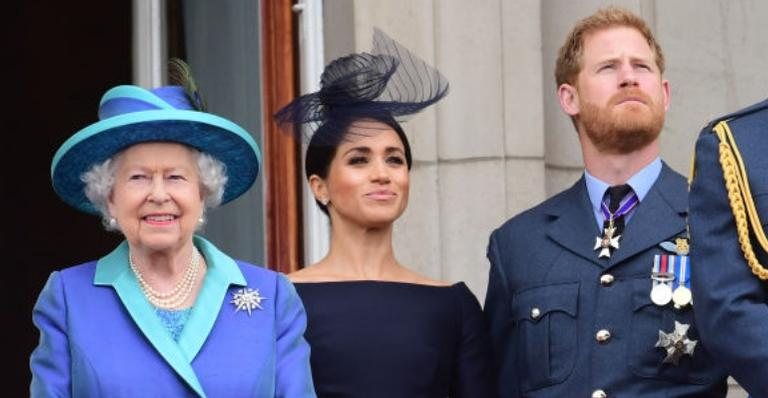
705,97,768,131
703,96,768,281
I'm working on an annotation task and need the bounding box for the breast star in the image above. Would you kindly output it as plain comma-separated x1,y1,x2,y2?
655,320,698,365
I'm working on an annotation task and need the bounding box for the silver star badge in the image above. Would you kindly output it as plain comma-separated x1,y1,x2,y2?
655,321,698,365
231,288,268,316
594,226,621,258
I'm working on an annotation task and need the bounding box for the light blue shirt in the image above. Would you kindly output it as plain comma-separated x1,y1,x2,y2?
585,157,662,230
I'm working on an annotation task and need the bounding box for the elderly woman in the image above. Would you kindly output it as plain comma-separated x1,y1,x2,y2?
30,60,315,398
275,30,494,397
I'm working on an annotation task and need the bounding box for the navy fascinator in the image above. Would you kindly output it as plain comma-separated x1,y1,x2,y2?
274,28,449,145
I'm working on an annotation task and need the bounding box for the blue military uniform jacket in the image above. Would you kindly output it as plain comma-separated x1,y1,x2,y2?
690,98,768,396
485,163,728,397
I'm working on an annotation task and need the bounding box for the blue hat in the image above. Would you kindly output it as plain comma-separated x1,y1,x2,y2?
51,84,261,214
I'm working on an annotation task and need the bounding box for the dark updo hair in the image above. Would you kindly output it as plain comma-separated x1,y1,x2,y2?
306,115,413,215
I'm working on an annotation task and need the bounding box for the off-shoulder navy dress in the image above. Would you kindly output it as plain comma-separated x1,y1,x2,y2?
294,281,494,397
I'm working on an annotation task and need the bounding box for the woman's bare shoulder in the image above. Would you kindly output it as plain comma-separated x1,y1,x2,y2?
397,266,451,287
287,264,336,283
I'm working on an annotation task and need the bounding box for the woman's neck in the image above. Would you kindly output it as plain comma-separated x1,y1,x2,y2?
128,241,206,309
319,220,401,280
129,242,196,279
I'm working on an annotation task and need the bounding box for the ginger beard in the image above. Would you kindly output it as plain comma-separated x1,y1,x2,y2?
578,88,665,154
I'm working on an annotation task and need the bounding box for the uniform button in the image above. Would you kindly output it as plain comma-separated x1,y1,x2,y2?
530,307,541,320
592,389,607,398
596,329,611,343
600,274,614,286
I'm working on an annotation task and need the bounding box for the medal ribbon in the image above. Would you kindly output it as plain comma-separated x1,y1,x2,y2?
652,254,676,283
675,255,690,290
652,255,662,289
600,191,639,224
667,255,677,280
651,254,677,306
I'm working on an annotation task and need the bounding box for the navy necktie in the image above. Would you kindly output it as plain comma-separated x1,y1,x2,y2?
604,184,633,236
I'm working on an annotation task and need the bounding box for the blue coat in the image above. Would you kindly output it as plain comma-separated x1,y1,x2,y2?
485,164,728,397
690,98,768,396
30,236,316,398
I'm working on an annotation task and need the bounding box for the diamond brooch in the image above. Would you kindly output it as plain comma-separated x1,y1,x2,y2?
231,287,268,316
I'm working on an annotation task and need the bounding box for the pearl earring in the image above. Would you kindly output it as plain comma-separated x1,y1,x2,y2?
108,217,117,228
198,216,206,226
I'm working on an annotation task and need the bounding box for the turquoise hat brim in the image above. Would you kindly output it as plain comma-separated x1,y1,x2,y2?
51,109,262,214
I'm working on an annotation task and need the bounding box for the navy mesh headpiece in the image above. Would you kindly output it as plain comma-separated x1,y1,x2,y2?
274,28,449,145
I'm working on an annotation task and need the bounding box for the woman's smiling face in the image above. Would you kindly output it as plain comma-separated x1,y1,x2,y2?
311,120,410,229
108,142,204,253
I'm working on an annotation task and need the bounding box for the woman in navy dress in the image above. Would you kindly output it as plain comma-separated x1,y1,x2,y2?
275,29,494,397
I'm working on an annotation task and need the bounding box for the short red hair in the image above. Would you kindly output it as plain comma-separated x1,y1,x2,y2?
555,6,665,87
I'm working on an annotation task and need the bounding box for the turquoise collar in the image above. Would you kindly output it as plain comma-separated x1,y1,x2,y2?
93,235,247,397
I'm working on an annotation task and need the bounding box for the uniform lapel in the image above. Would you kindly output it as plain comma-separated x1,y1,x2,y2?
94,242,207,398
546,177,606,268
607,164,687,266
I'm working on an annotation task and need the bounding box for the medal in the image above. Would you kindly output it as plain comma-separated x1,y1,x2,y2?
672,287,692,307
594,224,620,258
655,321,698,365
651,254,675,306
651,283,673,306
672,255,692,308
594,192,639,259
657,239,693,308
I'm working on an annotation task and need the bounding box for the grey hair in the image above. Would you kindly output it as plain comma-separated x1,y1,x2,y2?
197,151,227,208
81,147,228,231
81,158,117,230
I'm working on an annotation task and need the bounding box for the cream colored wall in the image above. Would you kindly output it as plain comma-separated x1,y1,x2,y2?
323,2,768,394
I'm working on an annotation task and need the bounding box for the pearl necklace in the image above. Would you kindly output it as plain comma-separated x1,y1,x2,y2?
129,247,201,309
